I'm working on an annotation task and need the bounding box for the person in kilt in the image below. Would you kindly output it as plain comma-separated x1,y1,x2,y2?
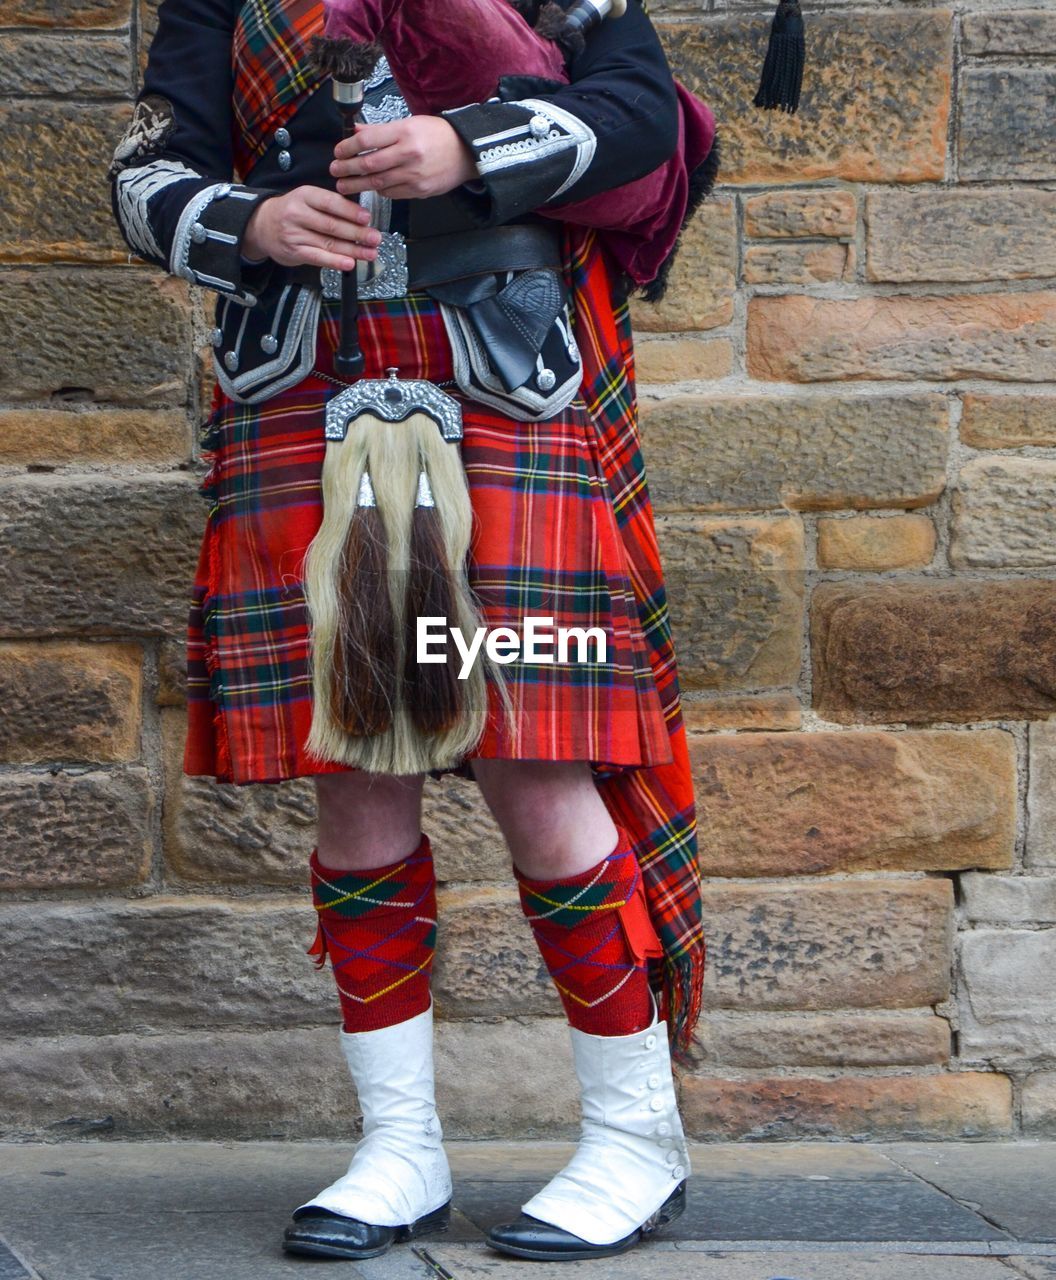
109,0,718,1262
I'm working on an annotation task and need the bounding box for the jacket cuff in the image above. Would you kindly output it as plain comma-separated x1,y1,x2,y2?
442,99,596,224
171,182,278,305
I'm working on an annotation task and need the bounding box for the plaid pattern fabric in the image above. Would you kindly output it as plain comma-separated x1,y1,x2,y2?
231,0,325,178
516,830,657,1036
185,229,704,1058
308,836,438,1032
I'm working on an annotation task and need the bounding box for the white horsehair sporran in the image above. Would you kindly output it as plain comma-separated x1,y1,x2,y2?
304,371,505,775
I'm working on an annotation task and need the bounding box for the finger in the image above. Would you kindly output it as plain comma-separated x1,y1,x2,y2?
299,208,383,248
300,227,378,261
367,179,438,201
300,186,374,224
337,166,421,199
292,242,379,272
332,142,410,182
333,121,407,158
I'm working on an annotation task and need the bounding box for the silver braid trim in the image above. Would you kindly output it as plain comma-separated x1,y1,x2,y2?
170,182,259,299
473,99,596,199
519,100,596,199
114,159,199,262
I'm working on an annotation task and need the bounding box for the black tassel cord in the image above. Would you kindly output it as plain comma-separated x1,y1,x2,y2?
754,0,805,114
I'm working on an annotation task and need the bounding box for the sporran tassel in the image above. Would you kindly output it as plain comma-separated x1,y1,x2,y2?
404,468,465,736
753,0,805,114
331,471,397,737
304,421,399,746
305,388,503,775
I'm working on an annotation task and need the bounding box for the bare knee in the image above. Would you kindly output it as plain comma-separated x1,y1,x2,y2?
470,758,617,878
315,770,425,870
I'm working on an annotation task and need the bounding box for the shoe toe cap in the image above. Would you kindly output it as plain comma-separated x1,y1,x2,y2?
488,1214,630,1258
284,1210,395,1255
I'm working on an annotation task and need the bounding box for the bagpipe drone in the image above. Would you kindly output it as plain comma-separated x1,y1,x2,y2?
303,0,804,776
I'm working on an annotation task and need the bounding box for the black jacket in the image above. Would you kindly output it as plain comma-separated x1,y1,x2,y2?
109,0,680,404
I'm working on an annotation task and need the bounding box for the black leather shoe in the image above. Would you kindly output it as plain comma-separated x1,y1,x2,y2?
282,1200,451,1260
486,1180,686,1260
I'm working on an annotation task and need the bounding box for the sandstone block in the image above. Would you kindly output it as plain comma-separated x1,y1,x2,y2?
960,394,1056,450
680,1072,1012,1141
0,898,326,1037
0,34,129,96
156,638,187,706
700,879,953,1011
0,641,142,764
641,394,947,513
959,929,1056,1063
655,515,804,691
694,1012,950,1070
0,769,152,891
744,190,857,239
816,514,936,571
682,693,802,733
631,201,736,332
432,886,557,1019
1028,722,1056,868
866,190,1056,283
744,242,854,286
0,33,128,96
658,11,951,184
422,775,511,883
690,729,1014,877
0,1019,578,1141
748,292,1056,383
435,1018,578,1138
139,0,160,70
1022,1072,1056,1138
0,103,132,264
0,409,191,466
633,338,733,385
161,710,315,886
0,271,192,405
960,68,1056,181
0,0,129,25
963,10,1056,56
951,457,1056,569
811,580,1056,724
0,475,203,638
961,874,1056,926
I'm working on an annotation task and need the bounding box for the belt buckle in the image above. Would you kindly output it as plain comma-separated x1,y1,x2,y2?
320,230,409,302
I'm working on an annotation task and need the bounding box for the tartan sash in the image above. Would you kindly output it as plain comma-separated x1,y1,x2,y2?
232,0,326,178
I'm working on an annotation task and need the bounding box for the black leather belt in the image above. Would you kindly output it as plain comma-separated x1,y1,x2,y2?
288,222,561,295
408,222,561,289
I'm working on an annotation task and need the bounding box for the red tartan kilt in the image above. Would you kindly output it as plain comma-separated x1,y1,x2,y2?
184,229,703,1058
185,235,671,785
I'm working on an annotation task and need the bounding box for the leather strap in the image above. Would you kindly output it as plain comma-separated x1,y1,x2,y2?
287,222,561,295
408,223,561,289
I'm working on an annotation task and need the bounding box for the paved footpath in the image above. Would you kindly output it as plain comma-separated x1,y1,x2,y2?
0,1141,1053,1280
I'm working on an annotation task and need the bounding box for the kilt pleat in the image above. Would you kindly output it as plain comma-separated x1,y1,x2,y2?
185,228,704,1057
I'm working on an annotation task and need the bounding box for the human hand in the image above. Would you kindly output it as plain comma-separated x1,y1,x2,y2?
241,186,383,272
330,116,478,200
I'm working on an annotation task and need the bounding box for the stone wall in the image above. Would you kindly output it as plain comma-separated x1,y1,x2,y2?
0,0,1053,1142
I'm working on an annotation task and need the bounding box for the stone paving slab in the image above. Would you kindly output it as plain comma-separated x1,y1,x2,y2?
0,1241,32,1280
1008,1261,1056,1279
881,1144,1056,1243
449,1140,910,1182
0,1142,1052,1280
396,1246,1031,1280
452,1178,1007,1243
